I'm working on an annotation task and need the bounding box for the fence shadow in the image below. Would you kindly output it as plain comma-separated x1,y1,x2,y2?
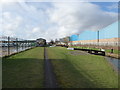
2,58,117,88
2,58,44,88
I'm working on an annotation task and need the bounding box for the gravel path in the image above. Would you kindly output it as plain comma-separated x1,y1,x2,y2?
44,47,59,88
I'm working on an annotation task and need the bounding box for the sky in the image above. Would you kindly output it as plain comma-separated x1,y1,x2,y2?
0,0,119,41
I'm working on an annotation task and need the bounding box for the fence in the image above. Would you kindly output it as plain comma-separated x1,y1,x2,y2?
0,36,36,57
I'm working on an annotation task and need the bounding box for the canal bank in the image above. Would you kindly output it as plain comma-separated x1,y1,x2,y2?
47,47,118,88
105,57,120,72
68,47,119,72
68,46,119,59
106,53,119,59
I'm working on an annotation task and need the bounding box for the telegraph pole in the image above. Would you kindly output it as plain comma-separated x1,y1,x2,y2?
97,30,99,46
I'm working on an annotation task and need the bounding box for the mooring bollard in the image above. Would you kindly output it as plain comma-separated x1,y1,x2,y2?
111,48,113,53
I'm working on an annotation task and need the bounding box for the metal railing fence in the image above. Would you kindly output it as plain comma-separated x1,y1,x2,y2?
0,36,36,57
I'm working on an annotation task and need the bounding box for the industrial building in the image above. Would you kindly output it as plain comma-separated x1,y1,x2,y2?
69,21,119,48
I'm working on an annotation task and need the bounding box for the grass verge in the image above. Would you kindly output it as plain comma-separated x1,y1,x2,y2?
2,47,44,88
47,47,118,88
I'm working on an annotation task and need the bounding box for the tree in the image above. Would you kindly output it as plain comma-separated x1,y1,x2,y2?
49,39,55,45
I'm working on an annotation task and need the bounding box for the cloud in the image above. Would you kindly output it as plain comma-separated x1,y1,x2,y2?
106,3,118,10
32,27,40,33
46,2,117,40
2,12,23,36
1,2,118,41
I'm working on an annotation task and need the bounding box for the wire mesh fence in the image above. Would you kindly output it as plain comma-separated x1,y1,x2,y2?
0,36,36,57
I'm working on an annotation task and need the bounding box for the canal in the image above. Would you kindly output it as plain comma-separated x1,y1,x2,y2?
105,57,120,71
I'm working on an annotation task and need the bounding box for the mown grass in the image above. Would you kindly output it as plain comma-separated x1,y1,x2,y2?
105,49,119,54
0,57,1,89
47,47,118,88
2,47,44,88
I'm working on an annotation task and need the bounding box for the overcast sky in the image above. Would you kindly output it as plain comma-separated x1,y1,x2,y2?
0,0,118,41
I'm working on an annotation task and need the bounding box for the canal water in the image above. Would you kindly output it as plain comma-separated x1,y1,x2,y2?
105,57,120,71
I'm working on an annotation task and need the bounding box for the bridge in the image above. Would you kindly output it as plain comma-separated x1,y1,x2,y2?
74,48,105,56
56,45,105,56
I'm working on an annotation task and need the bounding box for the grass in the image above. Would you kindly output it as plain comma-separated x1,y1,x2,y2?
105,49,119,54
47,47,118,88
2,47,44,88
70,46,119,54
0,57,1,89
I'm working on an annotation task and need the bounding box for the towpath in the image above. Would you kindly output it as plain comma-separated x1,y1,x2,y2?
44,47,59,88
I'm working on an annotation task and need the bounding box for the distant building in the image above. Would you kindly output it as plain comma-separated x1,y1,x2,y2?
36,38,46,46
59,37,70,45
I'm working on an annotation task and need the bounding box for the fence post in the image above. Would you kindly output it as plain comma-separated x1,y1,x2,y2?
22,41,24,51
25,40,26,49
16,38,18,53
26,40,27,49
8,37,10,56
31,42,32,48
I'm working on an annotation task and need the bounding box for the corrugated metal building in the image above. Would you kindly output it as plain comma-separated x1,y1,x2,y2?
69,21,119,46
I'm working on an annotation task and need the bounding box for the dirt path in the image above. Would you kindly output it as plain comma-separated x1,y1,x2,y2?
44,47,59,88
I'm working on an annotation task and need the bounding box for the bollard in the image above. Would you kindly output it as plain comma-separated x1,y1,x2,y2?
111,48,113,53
